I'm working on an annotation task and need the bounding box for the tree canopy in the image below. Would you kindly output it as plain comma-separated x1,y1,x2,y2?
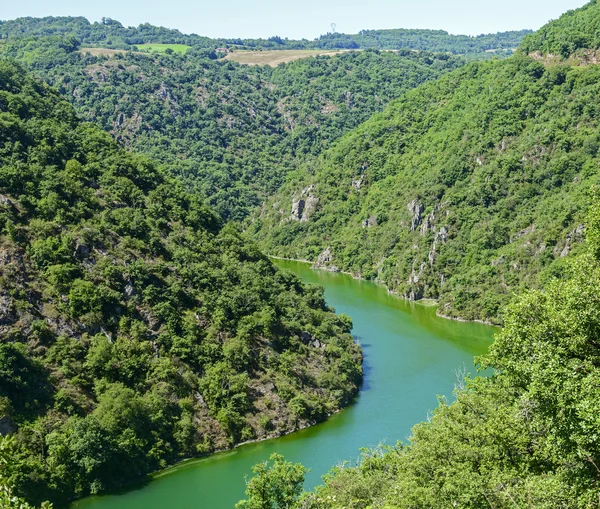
0,59,361,505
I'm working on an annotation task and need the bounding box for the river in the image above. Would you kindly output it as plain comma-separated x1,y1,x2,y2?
72,259,495,509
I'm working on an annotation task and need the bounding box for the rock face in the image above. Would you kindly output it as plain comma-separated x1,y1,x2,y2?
74,242,91,260
352,178,363,191
0,415,17,436
428,226,448,266
408,199,424,231
555,224,585,258
291,186,319,222
312,247,339,272
0,292,14,325
362,216,377,228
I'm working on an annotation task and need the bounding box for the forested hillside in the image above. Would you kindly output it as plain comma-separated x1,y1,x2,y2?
0,16,530,57
0,59,362,506
252,18,600,324
0,34,463,221
314,28,531,56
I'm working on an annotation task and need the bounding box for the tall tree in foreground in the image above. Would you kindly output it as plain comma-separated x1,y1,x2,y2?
236,453,307,509
0,437,52,509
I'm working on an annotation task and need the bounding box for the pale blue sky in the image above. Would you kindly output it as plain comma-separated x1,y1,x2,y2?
2,0,590,40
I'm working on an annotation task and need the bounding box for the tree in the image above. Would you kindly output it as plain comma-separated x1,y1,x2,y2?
0,436,52,509
236,454,308,509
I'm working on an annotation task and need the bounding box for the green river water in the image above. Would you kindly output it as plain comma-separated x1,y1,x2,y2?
72,259,495,509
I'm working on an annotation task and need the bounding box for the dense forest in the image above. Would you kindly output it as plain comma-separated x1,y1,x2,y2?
521,0,600,57
313,28,531,56
252,10,600,324
0,33,463,221
2,2,600,509
0,59,362,506
0,16,530,57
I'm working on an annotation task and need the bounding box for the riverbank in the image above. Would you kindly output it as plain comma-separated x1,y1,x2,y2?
72,259,494,509
267,255,497,326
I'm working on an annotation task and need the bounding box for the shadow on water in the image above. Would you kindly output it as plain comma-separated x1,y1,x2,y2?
357,340,373,392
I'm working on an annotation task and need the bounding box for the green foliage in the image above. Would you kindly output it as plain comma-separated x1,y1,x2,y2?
0,59,362,505
236,453,308,509
315,28,532,57
257,207,600,508
254,50,600,323
2,37,464,221
520,0,600,57
0,436,52,509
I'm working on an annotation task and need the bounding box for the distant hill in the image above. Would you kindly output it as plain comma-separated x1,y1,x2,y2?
1,31,464,221
313,28,532,57
0,16,531,58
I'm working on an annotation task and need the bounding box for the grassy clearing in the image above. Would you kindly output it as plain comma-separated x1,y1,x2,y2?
136,43,191,54
224,49,350,67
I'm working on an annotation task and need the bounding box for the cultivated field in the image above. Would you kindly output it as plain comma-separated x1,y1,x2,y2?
79,47,130,57
136,43,191,54
224,49,350,66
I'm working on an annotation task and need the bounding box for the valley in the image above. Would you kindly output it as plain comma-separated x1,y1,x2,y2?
1,2,600,508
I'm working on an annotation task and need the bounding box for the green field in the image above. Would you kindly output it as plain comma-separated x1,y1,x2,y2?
136,43,191,54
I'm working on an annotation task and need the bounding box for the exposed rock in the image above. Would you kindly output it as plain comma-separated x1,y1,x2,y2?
408,199,424,231
124,283,136,298
409,261,427,285
512,224,536,242
300,331,312,344
0,293,14,325
310,338,325,349
74,242,90,260
291,199,306,220
0,415,17,436
362,216,377,228
555,224,585,258
421,212,433,235
0,194,17,214
301,195,319,222
312,247,339,272
492,254,505,267
291,186,318,222
428,226,448,266
496,138,509,152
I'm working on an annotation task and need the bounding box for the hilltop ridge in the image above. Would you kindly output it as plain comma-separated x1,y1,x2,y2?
0,16,530,58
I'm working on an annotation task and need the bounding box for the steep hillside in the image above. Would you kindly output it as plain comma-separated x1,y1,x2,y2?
237,6,600,506
0,59,361,505
252,6,600,324
1,36,463,221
